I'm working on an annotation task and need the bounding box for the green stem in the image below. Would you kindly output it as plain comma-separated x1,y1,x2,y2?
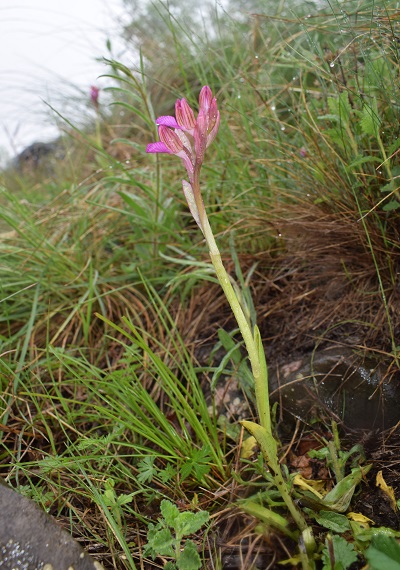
242,419,310,534
202,215,272,433
191,177,311,546
202,215,310,535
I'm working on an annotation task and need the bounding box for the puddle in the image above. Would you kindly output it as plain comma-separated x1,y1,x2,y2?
270,347,400,430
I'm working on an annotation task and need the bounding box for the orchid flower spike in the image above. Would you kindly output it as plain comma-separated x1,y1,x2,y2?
146,86,220,234
146,85,220,177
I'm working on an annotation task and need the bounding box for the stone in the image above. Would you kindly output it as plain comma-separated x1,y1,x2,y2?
0,481,104,570
13,141,65,174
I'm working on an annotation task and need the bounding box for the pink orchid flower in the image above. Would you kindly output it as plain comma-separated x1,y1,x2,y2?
146,86,220,232
90,85,100,108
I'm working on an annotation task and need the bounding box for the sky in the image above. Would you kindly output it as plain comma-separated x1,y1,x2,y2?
0,0,129,163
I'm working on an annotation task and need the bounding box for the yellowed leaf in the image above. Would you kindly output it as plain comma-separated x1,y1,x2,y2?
240,435,258,458
293,473,325,499
279,556,302,566
376,470,398,512
347,511,374,525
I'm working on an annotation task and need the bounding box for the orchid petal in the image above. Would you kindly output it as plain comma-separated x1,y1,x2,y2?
176,98,196,131
199,86,213,113
159,125,184,153
193,112,207,164
208,98,219,130
156,115,182,129
146,141,173,154
206,110,220,148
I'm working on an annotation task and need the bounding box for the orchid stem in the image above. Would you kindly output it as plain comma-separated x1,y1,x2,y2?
201,209,272,433
202,210,311,537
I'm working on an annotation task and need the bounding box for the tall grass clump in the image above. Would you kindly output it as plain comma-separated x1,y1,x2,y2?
1,1,400,569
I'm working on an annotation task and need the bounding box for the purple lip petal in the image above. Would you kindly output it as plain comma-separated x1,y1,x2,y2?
156,115,182,129
146,142,173,154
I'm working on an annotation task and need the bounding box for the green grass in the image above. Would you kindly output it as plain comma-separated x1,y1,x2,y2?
1,0,400,568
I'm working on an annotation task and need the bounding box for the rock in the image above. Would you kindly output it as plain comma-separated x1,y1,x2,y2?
0,481,104,570
269,347,400,430
13,141,65,174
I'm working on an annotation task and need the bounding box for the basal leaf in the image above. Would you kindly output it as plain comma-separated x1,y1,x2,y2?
145,526,174,558
322,535,357,570
366,535,400,570
178,539,202,570
175,510,209,538
137,456,157,484
327,92,351,126
383,200,400,212
161,499,180,527
360,100,380,138
315,510,351,533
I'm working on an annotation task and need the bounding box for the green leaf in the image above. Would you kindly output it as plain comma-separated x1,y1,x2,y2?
315,511,351,533
158,464,176,483
366,535,400,570
383,200,400,212
346,155,382,170
322,535,358,570
180,446,211,482
161,499,180,527
240,500,296,539
116,493,135,507
351,522,400,545
193,463,210,481
308,447,331,461
240,420,278,470
322,465,372,512
327,92,352,127
137,456,157,484
360,100,380,138
175,510,209,538
178,540,202,570
145,526,174,558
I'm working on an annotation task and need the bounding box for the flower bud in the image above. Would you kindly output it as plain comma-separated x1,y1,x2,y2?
176,98,196,131
199,86,213,113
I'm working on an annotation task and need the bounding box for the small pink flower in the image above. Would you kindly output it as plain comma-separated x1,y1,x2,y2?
90,85,100,107
146,86,220,233
146,85,220,177
299,146,307,158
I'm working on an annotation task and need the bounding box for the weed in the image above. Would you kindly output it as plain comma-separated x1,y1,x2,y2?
144,499,209,570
